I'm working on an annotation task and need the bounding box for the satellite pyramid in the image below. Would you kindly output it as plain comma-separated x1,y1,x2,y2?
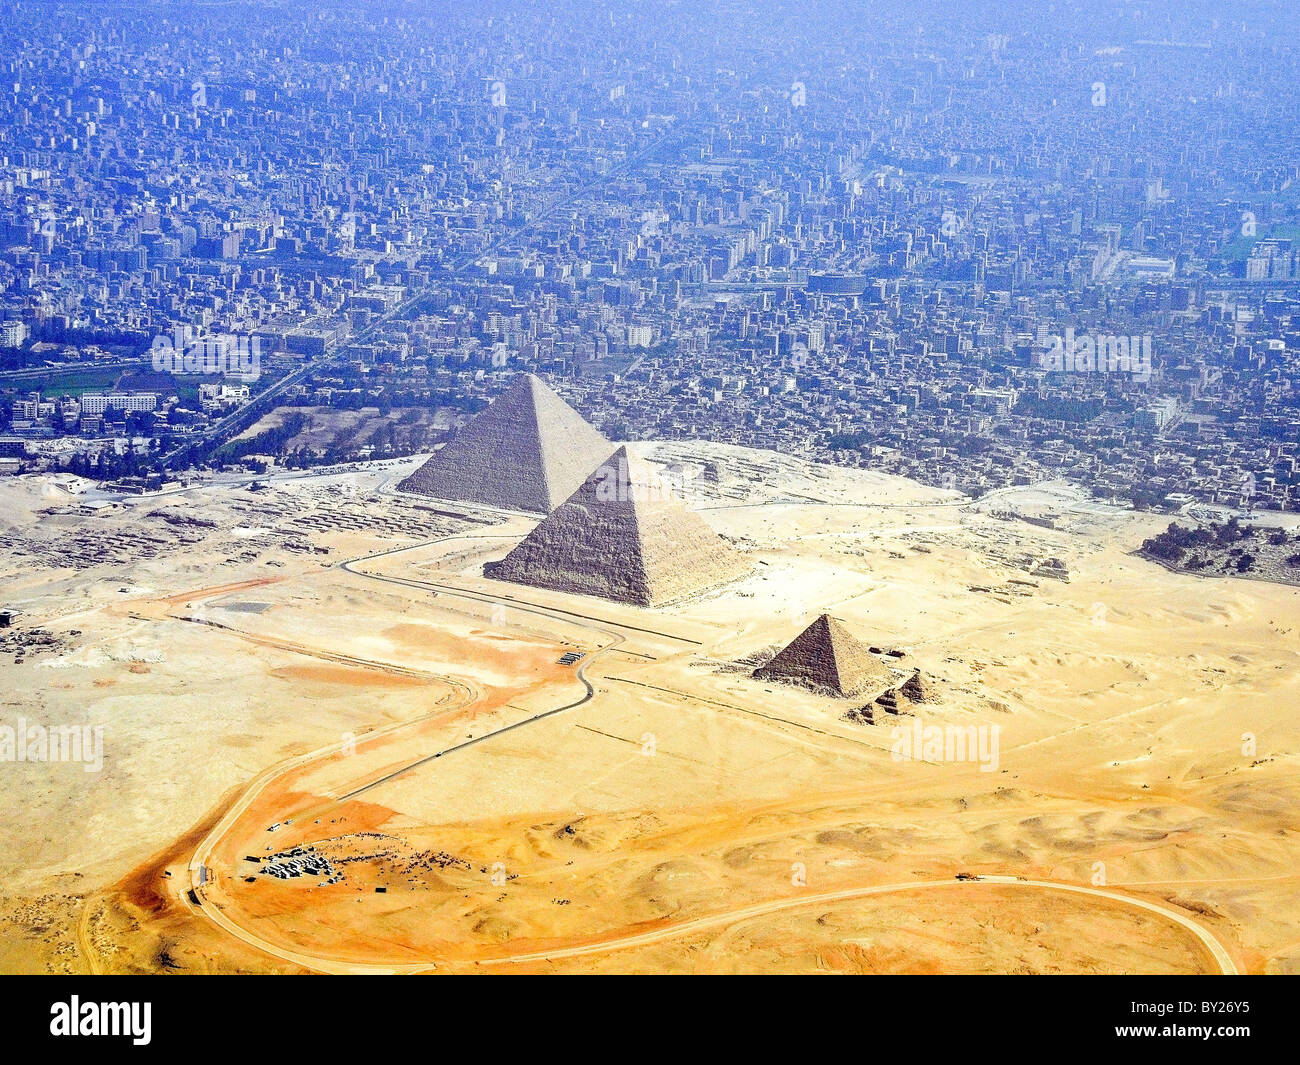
899,669,935,703
754,614,895,697
399,374,611,513
485,446,750,606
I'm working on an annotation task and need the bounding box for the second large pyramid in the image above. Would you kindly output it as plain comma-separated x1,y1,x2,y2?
399,374,612,513
485,446,750,606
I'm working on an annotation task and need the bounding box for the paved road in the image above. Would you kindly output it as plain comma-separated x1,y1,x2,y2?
332,569,627,802
180,533,635,966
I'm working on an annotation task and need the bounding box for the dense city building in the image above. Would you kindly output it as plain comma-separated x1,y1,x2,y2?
1,0,1298,511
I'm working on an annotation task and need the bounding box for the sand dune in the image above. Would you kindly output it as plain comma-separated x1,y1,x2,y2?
0,446,1296,974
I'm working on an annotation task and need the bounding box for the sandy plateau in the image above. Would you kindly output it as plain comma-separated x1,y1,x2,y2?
0,443,1297,975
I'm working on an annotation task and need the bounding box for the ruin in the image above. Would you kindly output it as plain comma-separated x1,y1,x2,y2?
485,446,750,606
754,613,896,697
399,373,612,514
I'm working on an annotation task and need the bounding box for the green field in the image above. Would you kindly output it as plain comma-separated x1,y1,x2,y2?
3,366,244,404
14,367,127,396
1220,223,1300,263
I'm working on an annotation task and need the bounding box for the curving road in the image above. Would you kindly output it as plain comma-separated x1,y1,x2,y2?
468,875,1239,974
181,870,1241,976
178,534,634,968
165,513,1241,977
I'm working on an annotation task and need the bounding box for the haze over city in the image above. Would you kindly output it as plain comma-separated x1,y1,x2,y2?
0,0,1296,1007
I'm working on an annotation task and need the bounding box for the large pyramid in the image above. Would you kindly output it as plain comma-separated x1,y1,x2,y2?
399,374,612,513
753,614,896,697
485,446,750,606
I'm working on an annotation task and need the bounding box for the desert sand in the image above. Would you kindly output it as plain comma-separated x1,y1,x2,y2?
1,443,1296,974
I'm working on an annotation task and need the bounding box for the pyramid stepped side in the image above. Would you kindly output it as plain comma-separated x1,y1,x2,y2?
486,448,749,607
399,391,548,512
399,375,610,513
629,498,752,605
899,669,935,702
486,494,656,604
823,617,897,694
755,615,895,697
754,616,847,692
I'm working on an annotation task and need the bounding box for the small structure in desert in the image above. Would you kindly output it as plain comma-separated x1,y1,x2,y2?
899,668,935,703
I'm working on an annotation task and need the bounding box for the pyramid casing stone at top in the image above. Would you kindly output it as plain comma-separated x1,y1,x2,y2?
399,374,611,513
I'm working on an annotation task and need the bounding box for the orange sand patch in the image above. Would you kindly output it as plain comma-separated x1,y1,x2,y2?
269,664,433,690
157,577,286,607
382,621,565,678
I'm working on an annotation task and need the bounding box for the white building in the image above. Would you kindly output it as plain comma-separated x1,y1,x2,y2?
0,320,27,348
80,393,157,415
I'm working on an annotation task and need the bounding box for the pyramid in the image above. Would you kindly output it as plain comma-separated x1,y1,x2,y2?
399,374,611,513
754,614,895,697
899,669,935,703
485,446,750,606
873,688,901,714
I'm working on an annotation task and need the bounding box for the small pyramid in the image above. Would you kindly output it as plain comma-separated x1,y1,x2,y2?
399,374,611,513
754,614,895,697
485,446,749,606
899,669,935,703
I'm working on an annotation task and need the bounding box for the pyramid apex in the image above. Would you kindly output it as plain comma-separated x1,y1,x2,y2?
508,371,545,392
584,445,683,507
